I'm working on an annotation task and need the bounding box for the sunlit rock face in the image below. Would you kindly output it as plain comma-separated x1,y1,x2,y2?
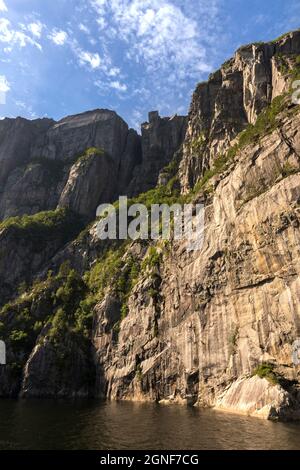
91,31,300,418
93,108,300,414
179,30,300,191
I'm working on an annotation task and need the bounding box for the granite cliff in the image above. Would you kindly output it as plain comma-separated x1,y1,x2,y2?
1,30,300,421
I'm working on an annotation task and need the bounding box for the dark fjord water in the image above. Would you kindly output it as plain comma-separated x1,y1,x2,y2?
0,400,300,450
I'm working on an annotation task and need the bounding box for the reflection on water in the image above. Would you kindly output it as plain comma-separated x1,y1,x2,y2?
0,400,300,450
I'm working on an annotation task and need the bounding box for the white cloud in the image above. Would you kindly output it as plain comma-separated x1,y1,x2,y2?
107,67,120,77
48,29,68,45
15,100,27,111
110,80,127,91
27,21,43,38
14,99,37,118
130,108,144,130
77,50,101,69
0,75,10,104
90,0,216,80
0,75,10,93
79,23,90,34
47,31,105,73
96,17,107,29
0,0,7,12
0,18,42,50
0,18,12,42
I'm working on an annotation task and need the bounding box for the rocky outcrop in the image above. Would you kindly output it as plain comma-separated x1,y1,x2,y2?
214,376,300,421
58,149,116,220
31,109,130,164
0,109,142,220
127,111,187,197
180,29,300,191
21,336,94,398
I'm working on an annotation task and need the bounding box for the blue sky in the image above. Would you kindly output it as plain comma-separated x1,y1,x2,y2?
0,0,299,129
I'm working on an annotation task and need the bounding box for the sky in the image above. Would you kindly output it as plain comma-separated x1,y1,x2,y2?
0,0,299,130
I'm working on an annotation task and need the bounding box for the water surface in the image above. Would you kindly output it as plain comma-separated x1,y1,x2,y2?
0,400,299,450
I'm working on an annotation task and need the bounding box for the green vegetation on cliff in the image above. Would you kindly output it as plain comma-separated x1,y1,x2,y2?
0,261,93,384
0,208,83,246
76,147,105,165
193,93,288,195
253,363,279,386
85,246,141,321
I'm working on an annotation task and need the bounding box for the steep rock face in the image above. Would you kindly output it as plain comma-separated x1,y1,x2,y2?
21,336,94,398
0,117,54,187
31,109,130,164
93,105,300,416
0,209,83,306
0,110,142,220
58,149,116,220
180,30,300,191
117,128,143,196
0,161,67,219
127,111,187,197
0,109,185,221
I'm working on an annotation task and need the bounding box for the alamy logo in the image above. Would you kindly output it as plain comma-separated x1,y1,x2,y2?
96,196,205,251
0,340,6,365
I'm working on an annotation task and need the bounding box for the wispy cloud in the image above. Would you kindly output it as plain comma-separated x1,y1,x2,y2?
48,28,68,45
130,108,144,129
0,0,7,12
0,18,42,50
27,21,44,38
46,27,105,72
0,75,10,104
76,49,102,69
14,99,37,119
0,75,9,92
110,80,127,92
79,23,90,34
90,0,216,79
107,67,120,77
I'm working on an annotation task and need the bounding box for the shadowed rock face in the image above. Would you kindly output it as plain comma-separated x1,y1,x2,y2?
0,108,184,220
0,209,83,306
30,109,130,164
127,111,187,197
0,110,141,220
0,117,54,187
20,335,95,399
0,162,68,219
